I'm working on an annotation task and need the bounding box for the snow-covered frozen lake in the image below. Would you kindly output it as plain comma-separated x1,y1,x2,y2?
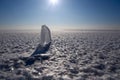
0,30,120,80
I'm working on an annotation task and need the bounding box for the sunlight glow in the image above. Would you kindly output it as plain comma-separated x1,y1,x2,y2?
50,0,58,5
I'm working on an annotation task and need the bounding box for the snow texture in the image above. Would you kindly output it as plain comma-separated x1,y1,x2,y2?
0,30,120,80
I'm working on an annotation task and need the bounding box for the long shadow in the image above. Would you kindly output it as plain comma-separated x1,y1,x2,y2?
31,42,51,57
25,42,51,66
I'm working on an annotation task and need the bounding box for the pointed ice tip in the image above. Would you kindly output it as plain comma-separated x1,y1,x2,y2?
42,24,47,28
42,25,49,31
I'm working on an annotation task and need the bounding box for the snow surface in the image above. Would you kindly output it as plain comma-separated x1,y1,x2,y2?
0,31,120,80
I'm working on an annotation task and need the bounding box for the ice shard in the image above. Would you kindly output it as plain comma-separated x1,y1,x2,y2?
40,25,51,46
31,25,51,57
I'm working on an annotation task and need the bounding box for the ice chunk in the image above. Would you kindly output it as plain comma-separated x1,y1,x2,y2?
40,25,51,46
30,25,51,57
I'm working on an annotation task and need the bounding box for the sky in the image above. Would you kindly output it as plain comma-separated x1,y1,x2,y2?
0,0,120,30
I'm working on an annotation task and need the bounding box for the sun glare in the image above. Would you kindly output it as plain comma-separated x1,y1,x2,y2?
50,0,58,5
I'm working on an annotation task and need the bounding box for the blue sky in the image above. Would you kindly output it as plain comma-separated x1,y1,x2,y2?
0,0,120,30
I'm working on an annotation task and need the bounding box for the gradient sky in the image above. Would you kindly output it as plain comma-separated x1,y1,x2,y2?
0,0,120,30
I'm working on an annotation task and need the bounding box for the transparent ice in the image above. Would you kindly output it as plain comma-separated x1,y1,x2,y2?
31,25,51,56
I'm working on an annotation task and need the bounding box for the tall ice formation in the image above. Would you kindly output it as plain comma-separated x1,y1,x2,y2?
31,25,51,57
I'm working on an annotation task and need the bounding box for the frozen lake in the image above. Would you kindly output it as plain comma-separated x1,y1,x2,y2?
0,30,120,80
